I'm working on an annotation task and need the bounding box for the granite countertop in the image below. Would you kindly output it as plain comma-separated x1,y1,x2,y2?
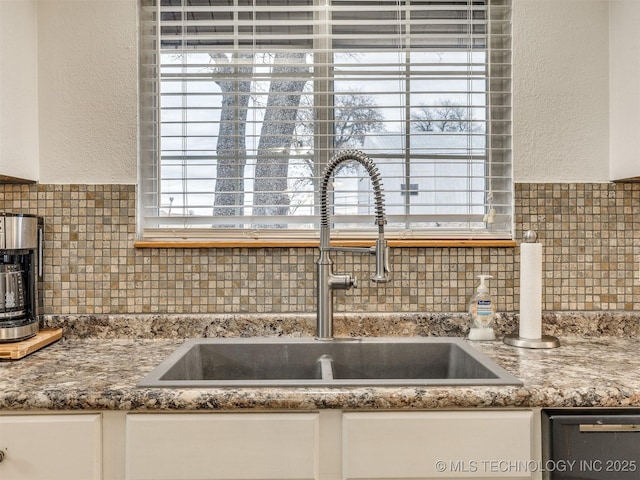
2,314,640,411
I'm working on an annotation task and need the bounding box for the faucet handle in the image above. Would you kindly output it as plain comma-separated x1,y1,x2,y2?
329,274,357,290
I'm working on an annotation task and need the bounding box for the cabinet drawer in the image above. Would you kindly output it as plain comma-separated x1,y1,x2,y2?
126,412,319,480
343,411,533,479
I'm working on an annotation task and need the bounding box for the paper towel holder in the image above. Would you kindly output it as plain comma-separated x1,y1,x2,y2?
504,230,560,349
503,333,560,349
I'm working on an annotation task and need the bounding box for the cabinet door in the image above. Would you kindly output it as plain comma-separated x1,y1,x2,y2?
343,411,533,479
126,412,319,480
610,0,640,181
0,413,102,480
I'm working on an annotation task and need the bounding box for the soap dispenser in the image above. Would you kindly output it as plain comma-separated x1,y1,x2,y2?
468,275,496,341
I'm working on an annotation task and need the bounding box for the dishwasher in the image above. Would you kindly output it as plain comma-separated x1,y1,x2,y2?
542,409,640,480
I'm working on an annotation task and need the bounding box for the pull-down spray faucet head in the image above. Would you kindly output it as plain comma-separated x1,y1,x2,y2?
372,234,391,283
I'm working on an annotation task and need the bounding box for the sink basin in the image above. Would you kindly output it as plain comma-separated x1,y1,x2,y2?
138,337,521,387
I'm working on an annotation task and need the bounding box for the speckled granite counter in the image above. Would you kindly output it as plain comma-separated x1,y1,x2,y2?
2,313,640,411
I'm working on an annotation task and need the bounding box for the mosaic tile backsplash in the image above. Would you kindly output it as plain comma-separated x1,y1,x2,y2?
0,183,638,315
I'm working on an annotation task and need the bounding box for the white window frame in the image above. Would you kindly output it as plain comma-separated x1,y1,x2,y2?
137,0,513,243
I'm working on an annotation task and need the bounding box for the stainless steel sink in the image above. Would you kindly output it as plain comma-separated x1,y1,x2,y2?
138,337,521,387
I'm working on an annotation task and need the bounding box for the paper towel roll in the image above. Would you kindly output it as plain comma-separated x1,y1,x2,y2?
519,242,542,339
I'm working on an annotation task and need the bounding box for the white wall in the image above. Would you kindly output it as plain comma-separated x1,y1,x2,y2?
37,0,138,184
0,0,615,184
0,0,39,181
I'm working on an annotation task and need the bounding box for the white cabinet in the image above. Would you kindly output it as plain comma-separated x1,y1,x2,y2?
0,413,102,480
125,410,535,480
0,0,39,182
610,0,640,181
126,412,320,480
342,411,534,479
0,409,535,480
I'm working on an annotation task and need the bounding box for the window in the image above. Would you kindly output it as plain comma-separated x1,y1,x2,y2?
138,0,512,241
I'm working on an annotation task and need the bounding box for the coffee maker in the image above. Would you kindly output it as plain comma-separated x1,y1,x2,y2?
0,213,43,342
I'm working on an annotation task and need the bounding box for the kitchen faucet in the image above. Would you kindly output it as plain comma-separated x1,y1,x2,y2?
316,149,391,339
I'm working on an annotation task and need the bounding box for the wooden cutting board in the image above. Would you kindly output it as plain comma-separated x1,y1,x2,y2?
0,328,63,360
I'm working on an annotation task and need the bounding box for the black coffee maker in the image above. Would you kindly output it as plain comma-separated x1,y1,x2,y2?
0,213,43,342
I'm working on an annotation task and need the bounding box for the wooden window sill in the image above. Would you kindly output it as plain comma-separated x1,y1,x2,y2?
134,239,517,249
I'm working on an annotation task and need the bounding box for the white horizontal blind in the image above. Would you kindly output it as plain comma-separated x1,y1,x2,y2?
138,0,512,240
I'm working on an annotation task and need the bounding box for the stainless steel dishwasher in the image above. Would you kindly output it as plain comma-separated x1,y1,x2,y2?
542,409,640,480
